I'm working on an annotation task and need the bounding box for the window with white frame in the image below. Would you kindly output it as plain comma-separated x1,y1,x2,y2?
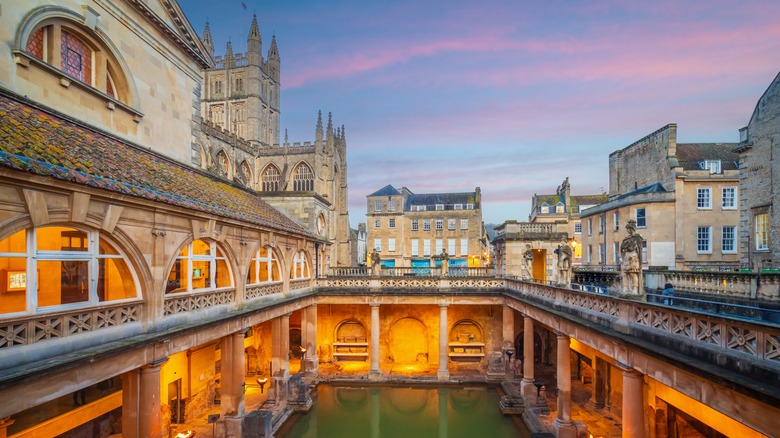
423,239,431,256
454,204,463,210
697,188,712,209
599,243,606,263
613,242,620,264
374,238,381,251
574,221,582,234
466,204,474,209
722,187,736,209
722,226,736,253
436,219,443,231
388,200,396,212
448,219,456,230
374,201,382,211
613,212,619,231
0,227,140,315
411,239,419,256
436,204,444,211
388,238,396,252
461,219,468,230
170,239,233,293
599,216,605,233
697,226,712,253
411,220,419,231
435,239,443,254
700,160,721,174
540,205,549,214
247,246,281,284
756,213,769,250
389,218,396,229
448,239,456,255
588,219,593,235
460,239,468,255
636,208,646,228
374,218,381,229
556,204,564,214
587,244,592,263
424,219,431,231
290,251,310,279
642,240,648,264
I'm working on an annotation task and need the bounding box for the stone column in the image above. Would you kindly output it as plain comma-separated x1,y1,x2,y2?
369,303,381,380
621,366,645,438
303,304,319,373
521,314,536,402
121,369,140,438
139,358,167,438
221,330,248,426
552,333,577,438
271,314,291,402
502,305,515,375
438,302,450,380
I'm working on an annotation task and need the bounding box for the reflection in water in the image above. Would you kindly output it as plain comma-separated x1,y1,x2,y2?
279,384,529,438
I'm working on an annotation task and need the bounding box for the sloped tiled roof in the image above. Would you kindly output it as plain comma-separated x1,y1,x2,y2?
676,143,739,171
571,194,608,207
534,194,562,207
617,183,667,200
368,184,401,197
0,92,311,236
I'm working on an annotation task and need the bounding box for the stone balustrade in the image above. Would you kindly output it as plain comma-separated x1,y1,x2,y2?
645,270,780,301
163,288,235,315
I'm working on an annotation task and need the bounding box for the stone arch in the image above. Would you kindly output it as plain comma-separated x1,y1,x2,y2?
164,237,237,295
449,319,484,343
334,318,367,343
389,317,428,363
238,159,252,188
215,149,230,178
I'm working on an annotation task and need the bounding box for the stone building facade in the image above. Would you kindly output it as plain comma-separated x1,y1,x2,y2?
366,185,488,269
193,17,352,269
580,124,740,270
735,71,780,270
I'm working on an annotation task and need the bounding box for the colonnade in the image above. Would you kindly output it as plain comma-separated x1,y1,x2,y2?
118,305,318,438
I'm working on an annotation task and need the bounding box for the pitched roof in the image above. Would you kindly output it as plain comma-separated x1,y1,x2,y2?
676,143,739,171
617,182,667,200
570,194,608,207
368,184,401,197
0,92,311,236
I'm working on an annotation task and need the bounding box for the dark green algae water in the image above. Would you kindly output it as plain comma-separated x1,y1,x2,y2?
278,384,530,438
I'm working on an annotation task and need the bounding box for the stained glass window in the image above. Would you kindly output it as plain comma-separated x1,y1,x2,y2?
26,28,44,60
61,31,91,84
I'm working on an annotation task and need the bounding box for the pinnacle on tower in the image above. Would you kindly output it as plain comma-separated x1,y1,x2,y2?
315,110,323,143
202,21,214,57
247,14,262,65
284,129,289,146
326,112,334,149
341,124,346,144
224,40,235,68
268,35,279,60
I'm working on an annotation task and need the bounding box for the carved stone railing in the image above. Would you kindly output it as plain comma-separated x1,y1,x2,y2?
290,279,312,291
0,301,143,349
646,270,780,301
164,288,234,316
504,278,780,365
329,267,370,277
317,276,505,291
246,282,283,300
328,266,496,278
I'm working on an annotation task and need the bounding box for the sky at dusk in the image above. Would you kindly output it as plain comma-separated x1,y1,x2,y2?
179,0,780,227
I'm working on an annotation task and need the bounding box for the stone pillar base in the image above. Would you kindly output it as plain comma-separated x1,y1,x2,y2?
369,370,382,380
552,419,577,438
437,370,450,381
223,415,244,438
521,380,537,405
303,356,319,374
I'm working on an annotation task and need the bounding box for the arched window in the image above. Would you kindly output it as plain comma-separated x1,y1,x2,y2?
239,160,252,187
290,250,310,279
293,163,314,191
22,19,129,103
247,246,281,284
0,226,139,315
262,164,281,191
166,240,232,293
216,150,230,178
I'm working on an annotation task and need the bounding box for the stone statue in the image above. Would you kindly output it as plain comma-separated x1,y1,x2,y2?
369,249,381,276
522,244,534,280
620,220,644,296
556,237,573,286
438,248,449,276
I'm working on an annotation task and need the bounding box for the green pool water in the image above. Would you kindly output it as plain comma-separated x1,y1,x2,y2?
278,384,530,438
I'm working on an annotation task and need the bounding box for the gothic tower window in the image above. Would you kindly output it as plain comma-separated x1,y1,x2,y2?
239,160,252,187
293,163,314,191
262,164,281,191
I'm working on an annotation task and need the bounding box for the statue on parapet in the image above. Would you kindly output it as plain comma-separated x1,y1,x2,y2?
369,249,381,276
555,236,573,286
522,244,534,280
620,220,644,296
435,248,450,276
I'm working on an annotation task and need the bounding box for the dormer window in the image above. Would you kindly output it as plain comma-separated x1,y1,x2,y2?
454,204,463,210
556,203,564,214
540,204,549,214
435,204,444,211
699,160,721,174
